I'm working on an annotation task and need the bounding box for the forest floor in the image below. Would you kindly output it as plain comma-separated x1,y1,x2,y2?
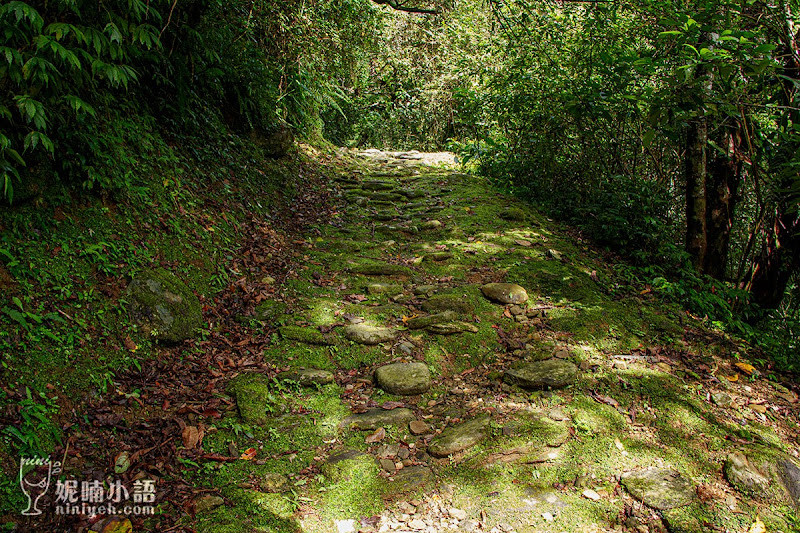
5,149,800,533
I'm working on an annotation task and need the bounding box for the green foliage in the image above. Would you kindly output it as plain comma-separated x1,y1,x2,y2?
1,387,61,456
0,0,161,199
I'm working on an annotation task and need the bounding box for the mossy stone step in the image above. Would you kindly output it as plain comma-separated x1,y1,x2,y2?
421,294,475,315
274,368,334,386
504,359,578,390
426,322,478,335
361,180,397,191
621,467,696,510
367,282,404,295
424,252,454,262
343,323,399,345
374,362,431,395
405,311,458,330
226,373,278,425
342,408,416,431
428,416,491,457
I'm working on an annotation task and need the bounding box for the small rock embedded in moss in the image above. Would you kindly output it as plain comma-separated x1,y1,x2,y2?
193,494,224,514
127,268,202,343
426,322,478,335
226,373,278,425
405,311,457,329
262,472,290,493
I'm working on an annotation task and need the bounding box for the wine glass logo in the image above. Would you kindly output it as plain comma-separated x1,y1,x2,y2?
19,457,52,516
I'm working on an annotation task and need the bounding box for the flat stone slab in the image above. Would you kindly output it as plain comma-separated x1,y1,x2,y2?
405,311,457,329
504,359,578,390
387,465,434,493
275,368,334,387
344,323,399,345
375,362,431,395
367,282,403,295
342,408,415,431
421,295,474,314
427,322,478,335
428,416,490,457
621,467,695,510
481,283,529,304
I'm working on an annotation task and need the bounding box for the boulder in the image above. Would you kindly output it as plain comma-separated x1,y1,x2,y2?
127,268,202,342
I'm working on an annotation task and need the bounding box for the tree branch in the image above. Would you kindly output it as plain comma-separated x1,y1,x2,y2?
374,0,440,14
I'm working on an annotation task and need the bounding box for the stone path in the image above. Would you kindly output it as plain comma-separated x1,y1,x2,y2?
191,150,800,533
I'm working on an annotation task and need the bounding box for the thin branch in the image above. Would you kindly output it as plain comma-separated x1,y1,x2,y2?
374,0,440,14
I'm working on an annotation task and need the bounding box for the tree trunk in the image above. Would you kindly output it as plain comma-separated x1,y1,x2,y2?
747,208,800,309
704,127,742,279
685,118,708,271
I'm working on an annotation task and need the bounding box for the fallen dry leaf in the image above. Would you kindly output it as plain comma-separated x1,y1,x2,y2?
182,426,204,449
240,447,257,460
365,427,386,443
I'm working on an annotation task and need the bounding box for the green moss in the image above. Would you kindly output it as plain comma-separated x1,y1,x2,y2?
226,373,278,425
278,325,333,345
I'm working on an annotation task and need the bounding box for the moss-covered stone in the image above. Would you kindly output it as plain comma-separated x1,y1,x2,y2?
405,311,457,329
226,373,278,425
428,416,491,457
278,325,333,345
500,207,526,221
127,268,202,342
421,295,474,315
253,300,288,322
